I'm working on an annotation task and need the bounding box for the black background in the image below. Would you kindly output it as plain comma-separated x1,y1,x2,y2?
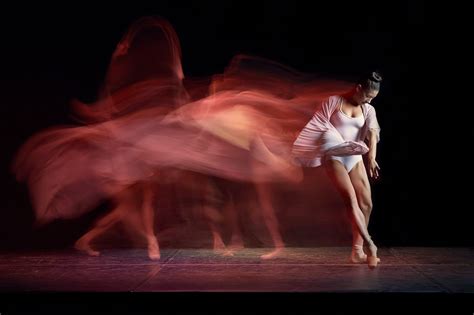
1,1,468,249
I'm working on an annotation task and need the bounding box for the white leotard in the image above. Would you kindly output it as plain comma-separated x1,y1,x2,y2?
328,103,365,172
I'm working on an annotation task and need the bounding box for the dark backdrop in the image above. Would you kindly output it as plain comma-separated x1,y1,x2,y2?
2,1,466,250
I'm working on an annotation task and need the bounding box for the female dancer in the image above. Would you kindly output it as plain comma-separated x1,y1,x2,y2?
292,71,382,268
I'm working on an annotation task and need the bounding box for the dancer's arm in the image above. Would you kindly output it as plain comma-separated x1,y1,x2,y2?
367,129,380,179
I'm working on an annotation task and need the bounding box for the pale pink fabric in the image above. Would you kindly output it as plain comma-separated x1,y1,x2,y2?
292,95,380,168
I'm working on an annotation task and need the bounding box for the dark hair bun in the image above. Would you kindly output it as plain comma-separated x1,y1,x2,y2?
370,71,383,82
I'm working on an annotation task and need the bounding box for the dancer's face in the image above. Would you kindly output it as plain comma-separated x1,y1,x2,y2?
353,85,379,105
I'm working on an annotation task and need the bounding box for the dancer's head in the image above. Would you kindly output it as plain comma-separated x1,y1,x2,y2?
351,71,382,105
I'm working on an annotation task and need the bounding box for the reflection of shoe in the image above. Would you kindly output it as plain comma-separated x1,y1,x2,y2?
326,141,369,157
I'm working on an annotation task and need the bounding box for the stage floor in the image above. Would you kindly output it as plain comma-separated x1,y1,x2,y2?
0,247,472,293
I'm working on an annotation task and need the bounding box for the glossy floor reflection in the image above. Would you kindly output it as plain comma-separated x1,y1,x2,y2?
0,247,472,293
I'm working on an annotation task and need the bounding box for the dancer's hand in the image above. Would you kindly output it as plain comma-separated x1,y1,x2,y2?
368,159,380,180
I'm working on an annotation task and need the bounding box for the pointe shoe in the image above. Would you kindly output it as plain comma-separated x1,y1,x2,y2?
350,251,367,263
367,256,379,269
222,250,235,257
147,241,161,261
367,244,379,269
212,237,227,254
74,240,100,257
227,243,244,251
350,251,381,264
260,247,285,260
227,236,244,252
